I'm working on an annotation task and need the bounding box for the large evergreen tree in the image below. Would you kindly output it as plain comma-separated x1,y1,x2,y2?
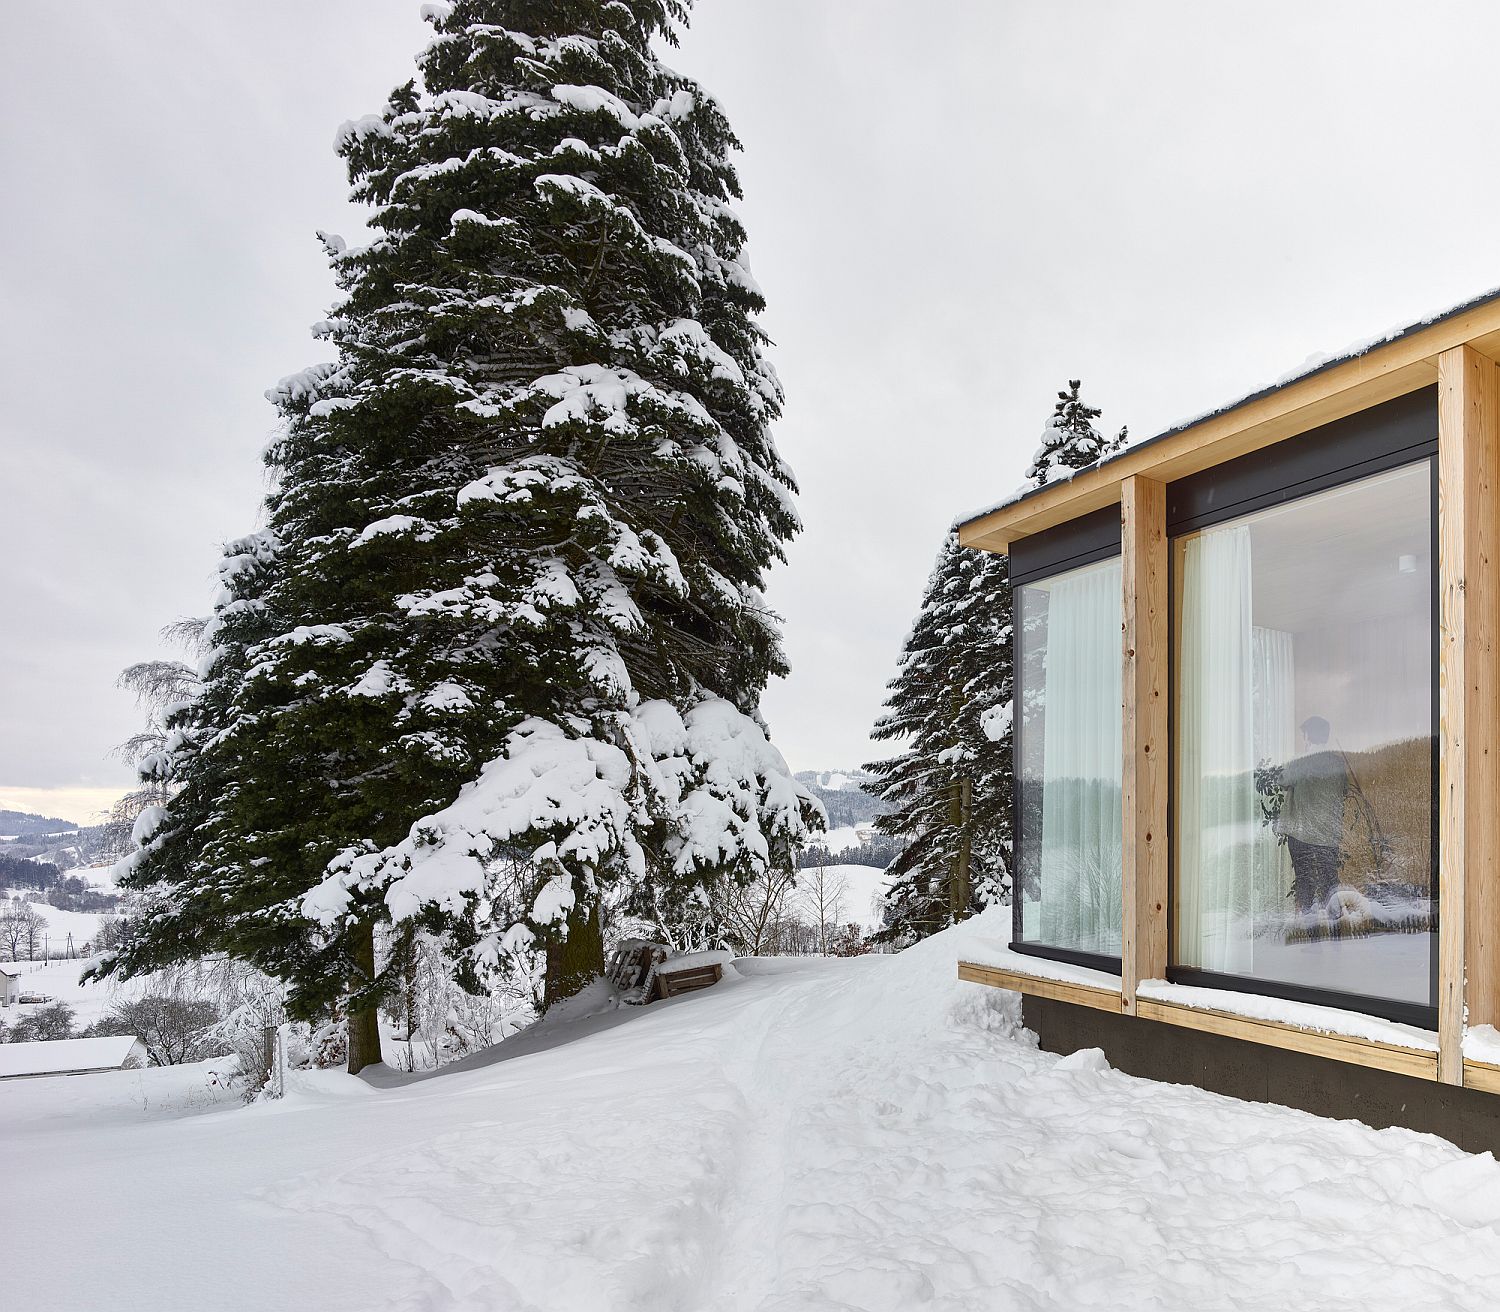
867,380,1124,944
102,0,819,1070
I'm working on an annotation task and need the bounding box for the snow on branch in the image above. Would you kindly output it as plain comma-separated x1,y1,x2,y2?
302,698,821,970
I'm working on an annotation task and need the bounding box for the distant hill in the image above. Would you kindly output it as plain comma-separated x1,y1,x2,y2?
793,770,900,871
794,769,888,829
0,809,78,837
0,810,109,871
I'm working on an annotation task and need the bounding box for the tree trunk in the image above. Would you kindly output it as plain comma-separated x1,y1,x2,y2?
948,777,965,923
956,775,973,920
347,920,383,1076
544,893,604,1010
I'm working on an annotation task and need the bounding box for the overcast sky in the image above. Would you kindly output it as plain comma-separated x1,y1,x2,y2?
6,1,1500,824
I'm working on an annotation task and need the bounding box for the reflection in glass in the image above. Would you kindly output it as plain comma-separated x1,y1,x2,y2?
1016,556,1123,958
1173,462,1434,1010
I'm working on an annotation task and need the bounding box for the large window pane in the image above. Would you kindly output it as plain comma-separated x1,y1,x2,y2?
1015,555,1123,958
1173,461,1434,1011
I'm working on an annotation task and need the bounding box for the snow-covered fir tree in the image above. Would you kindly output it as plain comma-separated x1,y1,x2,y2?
867,380,1127,944
101,0,820,1072
1025,379,1126,486
864,535,1012,942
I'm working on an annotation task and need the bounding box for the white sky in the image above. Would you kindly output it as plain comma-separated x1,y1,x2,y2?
6,0,1500,825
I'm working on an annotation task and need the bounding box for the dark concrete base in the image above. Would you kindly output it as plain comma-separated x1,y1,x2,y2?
1023,993,1500,1154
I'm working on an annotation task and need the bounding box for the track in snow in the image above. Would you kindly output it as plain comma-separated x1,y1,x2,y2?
7,911,1500,1311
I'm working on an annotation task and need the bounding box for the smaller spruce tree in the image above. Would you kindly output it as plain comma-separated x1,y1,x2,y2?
868,379,1126,944
1025,379,1124,486
865,536,1011,942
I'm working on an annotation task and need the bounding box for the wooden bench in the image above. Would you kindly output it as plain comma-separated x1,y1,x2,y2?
604,941,728,1004
655,962,723,999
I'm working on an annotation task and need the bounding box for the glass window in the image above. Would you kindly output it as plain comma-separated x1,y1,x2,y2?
1173,461,1435,1014
1015,554,1123,960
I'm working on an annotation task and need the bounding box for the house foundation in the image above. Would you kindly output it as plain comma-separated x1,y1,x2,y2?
1023,993,1500,1154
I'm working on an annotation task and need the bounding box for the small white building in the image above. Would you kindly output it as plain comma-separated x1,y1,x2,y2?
0,1035,147,1080
0,963,22,1007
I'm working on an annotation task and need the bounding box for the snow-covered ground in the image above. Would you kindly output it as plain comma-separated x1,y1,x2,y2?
816,822,869,855
11,901,110,951
6,907,1500,1310
1,954,137,1028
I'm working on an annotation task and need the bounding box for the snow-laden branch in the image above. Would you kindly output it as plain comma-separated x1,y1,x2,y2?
303,696,822,969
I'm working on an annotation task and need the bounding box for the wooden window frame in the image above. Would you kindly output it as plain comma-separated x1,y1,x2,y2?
1010,545,1125,978
1163,447,1439,1031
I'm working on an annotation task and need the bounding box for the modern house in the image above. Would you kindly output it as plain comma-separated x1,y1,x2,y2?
0,963,21,1007
956,288,1500,1149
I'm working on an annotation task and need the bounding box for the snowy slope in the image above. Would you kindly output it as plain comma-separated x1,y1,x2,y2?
5,908,1500,1310
823,861,889,932
10,903,109,951
0,955,135,1028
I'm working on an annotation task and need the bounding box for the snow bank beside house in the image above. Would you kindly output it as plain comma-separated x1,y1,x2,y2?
1463,1023,1500,1067
961,929,1128,991
6,906,1500,1310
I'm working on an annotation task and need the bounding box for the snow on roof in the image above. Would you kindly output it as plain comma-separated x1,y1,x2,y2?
0,962,25,976
959,282,1500,531
0,1035,143,1079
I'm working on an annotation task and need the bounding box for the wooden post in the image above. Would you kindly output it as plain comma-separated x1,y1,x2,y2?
1121,476,1170,1014
1438,345,1500,1084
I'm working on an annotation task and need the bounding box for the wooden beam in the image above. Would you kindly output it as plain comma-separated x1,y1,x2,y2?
961,344,1454,554
1463,1060,1500,1096
1136,999,1439,1082
1120,478,1169,1015
957,962,1122,1013
1437,345,1500,1085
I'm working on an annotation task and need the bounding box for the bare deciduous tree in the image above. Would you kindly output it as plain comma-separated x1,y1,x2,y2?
713,865,802,957
11,1001,75,1042
100,993,220,1066
0,898,47,961
799,859,849,957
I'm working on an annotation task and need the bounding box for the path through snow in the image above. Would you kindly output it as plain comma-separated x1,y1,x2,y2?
6,909,1500,1310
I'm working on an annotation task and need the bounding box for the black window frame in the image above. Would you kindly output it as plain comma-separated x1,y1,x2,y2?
1010,506,1125,975
1165,386,1440,1031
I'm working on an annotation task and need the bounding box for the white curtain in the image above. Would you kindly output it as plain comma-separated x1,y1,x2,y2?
1037,559,1123,955
1176,526,1294,971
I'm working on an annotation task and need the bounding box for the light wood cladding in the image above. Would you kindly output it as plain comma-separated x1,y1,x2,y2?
1121,477,1168,1014
1437,345,1500,1085
957,962,1122,1013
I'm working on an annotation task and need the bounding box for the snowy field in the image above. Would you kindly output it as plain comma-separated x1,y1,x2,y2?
2,952,141,1029
820,860,889,932
6,907,1500,1311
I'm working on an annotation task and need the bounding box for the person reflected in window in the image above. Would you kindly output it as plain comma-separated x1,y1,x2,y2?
1276,716,1351,915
